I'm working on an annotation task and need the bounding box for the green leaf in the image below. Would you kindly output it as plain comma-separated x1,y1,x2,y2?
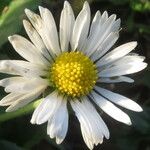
130,0,150,12
0,0,41,48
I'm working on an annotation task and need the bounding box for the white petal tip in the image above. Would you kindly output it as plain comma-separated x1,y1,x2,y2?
103,11,108,15
144,63,148,68
0,102,6,106
105,134,110,140
8,36,13,41
83,1,90,9
30,118,36,124
64,1,70,7
24,8,30,14
8,35,18,42
5,109,9,112
23,19,27,24
97,10,101,15
127,120,132,126
5,108,13,112
38,6,44,12
134,106,143,112
131,41,138,48
129,79,134,83
56,138,63,144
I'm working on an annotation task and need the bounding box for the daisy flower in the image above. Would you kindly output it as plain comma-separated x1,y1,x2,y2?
0,1,147,149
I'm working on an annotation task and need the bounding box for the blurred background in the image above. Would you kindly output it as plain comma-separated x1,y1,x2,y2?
0,0,149,150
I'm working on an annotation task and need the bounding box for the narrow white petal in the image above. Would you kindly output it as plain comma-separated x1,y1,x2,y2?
71,98,109,149
4,78,48,93
25,8,42,31
91,32,119,61
91,91,132,125
96,42,137,67
0,60,47,77
99,62,147,77
23,20,52,61
5,85,46,112
0,77,24,88
81,10,101,53
95,86,143,112
99,54,146,73
71,1,91,51
47,99,68,144
85,14,118,56
25,9,55,59
110,55,145,66
59,1,75,51
30,91,61,124
88,11,101,39
98,76,134,83
0,93,23,106
39,6,61,55
8,35,48,65
100,11,108,25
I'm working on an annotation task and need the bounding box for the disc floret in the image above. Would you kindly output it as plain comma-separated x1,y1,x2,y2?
50,52,98,97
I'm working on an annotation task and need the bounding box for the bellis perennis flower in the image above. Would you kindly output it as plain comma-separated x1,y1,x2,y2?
0,1,147,149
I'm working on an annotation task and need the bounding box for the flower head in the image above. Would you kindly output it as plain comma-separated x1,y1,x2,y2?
0,1,147,149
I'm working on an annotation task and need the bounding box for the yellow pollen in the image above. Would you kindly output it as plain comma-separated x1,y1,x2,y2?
50,52,98,97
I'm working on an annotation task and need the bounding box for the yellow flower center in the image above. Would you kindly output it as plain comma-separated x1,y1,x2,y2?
50,52,98,97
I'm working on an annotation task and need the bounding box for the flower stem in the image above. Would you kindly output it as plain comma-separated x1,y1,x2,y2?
0,99,42,123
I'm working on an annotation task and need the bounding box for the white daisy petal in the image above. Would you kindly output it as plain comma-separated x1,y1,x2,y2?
98,76,134,83
110,55,145,66
23,20,52,61
91,32,119,61
0,77,28,87
30,91,61,125
91,91,132,125
25,8,55,59
39,6,61,55
100,11,108,24
3,78,48,93
0,60,47,77
100,54,145,72
5,85,46,112
0,93,23,106
85,14,119,56
8,35,48,65
95,86,143,112
71,1,91,51
99,62,147,77
47,99,68,144
59,1,75,51
71,98,109,149
88,11,101,39
81,10,101,53
25,8,42,32
96,41,137,67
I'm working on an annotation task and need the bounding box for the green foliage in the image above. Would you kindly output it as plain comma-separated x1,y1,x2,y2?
0,0,41,47
131,0,150,12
